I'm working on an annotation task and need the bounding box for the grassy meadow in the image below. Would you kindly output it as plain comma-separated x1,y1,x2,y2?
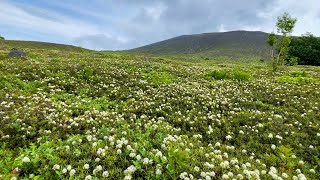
0,43,319,179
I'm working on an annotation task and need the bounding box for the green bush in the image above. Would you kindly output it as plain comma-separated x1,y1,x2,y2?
277,71,314,84
206,70,229,80
287,57,298,66
289,71,311,77
232,71,252,81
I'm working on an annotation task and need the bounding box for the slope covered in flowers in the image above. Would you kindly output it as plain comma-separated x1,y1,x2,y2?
0,48,319,179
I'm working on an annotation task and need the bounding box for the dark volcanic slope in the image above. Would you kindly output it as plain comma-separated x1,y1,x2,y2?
131,30,271,58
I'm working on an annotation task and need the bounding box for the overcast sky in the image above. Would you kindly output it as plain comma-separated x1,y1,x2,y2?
0,0,319,50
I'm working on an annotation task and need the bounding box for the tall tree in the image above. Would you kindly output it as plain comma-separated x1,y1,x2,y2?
275,12,297,66
0,35,4,40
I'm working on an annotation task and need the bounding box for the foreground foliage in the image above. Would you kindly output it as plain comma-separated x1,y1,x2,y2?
0,46,320,179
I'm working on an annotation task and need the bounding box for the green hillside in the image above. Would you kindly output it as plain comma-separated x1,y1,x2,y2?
131,31,271,58
0,40,89,52
0,41,320,179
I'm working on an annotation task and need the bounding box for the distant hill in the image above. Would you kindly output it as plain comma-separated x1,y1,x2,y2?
131,30,272,59
0,40,88,52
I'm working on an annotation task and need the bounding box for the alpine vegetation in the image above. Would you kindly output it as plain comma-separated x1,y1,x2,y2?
0,45,319,179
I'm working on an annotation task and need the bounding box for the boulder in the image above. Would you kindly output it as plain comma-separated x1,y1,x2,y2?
7,48,27,59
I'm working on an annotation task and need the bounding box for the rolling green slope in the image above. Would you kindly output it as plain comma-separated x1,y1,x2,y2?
131,30,271,58
0,40,88,52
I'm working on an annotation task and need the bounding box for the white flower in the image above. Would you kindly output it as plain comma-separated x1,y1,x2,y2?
52,164,60,170
143,158,150,165
237,174,244,179
85,175,92,180
282,173,288,178
226,135,232,140
124,165,136,175
67,165,72,171
309,169,315,174
156,169,162,175
22,157,30,163
69,169,76,176
62,168,67,174
298,174,306,180
155,151,163,157
96,165,103,171
87,135,92,141
222,174,229,179
271,144,276,150
299,160,304,165
103,171,109,177
117,149,122,154
136,155,141,160
194,166,200,172
84,164,90,169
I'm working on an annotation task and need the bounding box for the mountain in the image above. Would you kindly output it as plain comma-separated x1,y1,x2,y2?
0,40,88,52
131,30,271,59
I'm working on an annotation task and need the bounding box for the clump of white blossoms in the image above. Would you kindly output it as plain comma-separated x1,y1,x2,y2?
85,175,92,180
143,158,153,165
156,168,162,175
83,164,90,170
22,157,30,163
52,164,60,170
226,135,232,140
62,168,67,174
102,171,109,177
124,165,137,180
69,169,76,176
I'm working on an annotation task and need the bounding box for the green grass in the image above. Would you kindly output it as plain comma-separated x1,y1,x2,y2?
0,40,319,179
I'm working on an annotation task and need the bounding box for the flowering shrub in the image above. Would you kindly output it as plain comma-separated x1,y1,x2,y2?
0,49,319,179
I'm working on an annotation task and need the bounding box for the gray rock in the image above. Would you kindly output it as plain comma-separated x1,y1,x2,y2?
7,48,27,59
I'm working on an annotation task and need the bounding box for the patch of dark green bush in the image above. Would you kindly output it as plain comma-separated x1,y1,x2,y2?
206,70,229,80
232,71,252,81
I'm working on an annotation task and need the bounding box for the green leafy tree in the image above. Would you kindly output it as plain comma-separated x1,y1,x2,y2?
267,32,277,60
289,33,320,66
0,35,4,40
275,12,297,66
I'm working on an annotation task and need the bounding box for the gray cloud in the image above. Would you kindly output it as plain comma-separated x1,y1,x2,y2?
73,34,134,50
2,0,320,50
109,0,273,49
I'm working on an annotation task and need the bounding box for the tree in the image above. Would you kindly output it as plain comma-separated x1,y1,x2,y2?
289,33,320,66
275,12,297,66
0,35,4,40
267,32,277,60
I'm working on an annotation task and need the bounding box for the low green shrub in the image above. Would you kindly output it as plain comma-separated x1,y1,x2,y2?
206,70,229,80
232,70,252,81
